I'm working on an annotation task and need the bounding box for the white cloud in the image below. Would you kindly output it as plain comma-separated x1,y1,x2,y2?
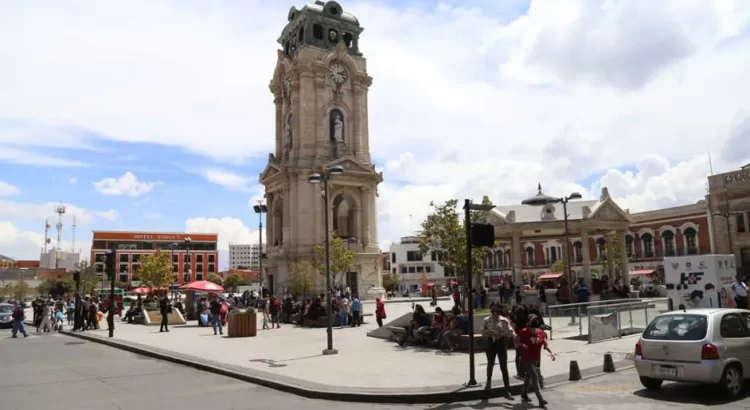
204,169,254,192
0,200,116,225
0,221,92,262
185,217,264,270
93,172,160,197
0,181,20,196
69,177,77,184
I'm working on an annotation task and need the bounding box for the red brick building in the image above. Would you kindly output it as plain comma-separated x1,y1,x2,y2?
91,231,219,287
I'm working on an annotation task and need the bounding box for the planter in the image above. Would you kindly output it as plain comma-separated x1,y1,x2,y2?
227,309,257,338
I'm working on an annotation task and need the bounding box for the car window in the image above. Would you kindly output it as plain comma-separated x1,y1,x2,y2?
642,314,708,340
0,305,12,313
720,314,748,338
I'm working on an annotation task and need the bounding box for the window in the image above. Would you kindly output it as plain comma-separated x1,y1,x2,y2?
642,314,708,340
95,264,104,273
132,254,141,263
119,253,129,263
425,266,432,273
525,247,534,266
641,233,654,257
208,254,215,263
625,235,634,257
391,253,396,263
573,241,583,263
400,266,407,274
172,263,178,273
94,253,106,263
184,254,191,263
183,272,190,282
444,266,455,277
312,24,323,40
172,254,178,263
662,231,675,256
196,254,203,263
738,214,746,233
720,314,748,338
392,268,396,274
741,247,750,265
406,251,422,261
197,264,203,273
208,264,215,273
196,272,203,281
684,228,697,254
119,272,128,283
596,238,607,260
408,266,415,273
416,266,424,273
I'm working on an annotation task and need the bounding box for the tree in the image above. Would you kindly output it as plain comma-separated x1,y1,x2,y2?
549,259,565,273
138,251,172,289
382,273,400,289
206,274,223,286
289,260,317,297
223,274,242,293
38,278,74,298
313,232,356,288
77,260,100,296
418,199,490,286
13,279,30,300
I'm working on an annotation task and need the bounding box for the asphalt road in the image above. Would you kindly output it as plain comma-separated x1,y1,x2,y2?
2,328,749,410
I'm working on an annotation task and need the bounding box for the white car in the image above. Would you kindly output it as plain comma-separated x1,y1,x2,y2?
634,308,750,398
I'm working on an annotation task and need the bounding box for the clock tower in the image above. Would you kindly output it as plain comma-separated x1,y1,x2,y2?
259,1,384,298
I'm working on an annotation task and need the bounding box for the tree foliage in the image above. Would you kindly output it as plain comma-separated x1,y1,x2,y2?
206,274,223,286
549,259,565,273
77,260,100,296
418,198,493,285
313,232,356,288
223,274,242,292
138,251,173,289
289,260,317,297
382,273,400,289
37,278,74,298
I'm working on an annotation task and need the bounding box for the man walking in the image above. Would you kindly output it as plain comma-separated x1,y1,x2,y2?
515,314,554,407
732,274,747,309
350,294,362,327
11,302,28,338
210,295,223,336
159,294,171,332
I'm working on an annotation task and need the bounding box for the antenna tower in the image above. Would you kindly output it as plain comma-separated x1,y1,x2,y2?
71,215,77,253
43,219,52,252
54,203,66,269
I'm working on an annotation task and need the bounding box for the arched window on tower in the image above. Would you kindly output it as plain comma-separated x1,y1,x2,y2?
662,230,676,256
525,246,535,267
596,238,607,260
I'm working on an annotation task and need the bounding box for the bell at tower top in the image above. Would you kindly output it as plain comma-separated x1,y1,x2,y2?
279,1,364,57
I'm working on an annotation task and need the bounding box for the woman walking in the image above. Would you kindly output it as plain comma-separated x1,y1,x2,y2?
483,303,514,399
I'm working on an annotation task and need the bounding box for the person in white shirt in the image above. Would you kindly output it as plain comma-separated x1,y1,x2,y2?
732,274,747,309
482,303,514,399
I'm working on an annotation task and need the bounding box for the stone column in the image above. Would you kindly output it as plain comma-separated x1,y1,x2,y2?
606,234,615,277
274,96,282,158
512,233,522,285
581,230,592,287
618,230,630,284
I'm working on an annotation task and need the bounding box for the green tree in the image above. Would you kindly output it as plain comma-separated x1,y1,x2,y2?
382,273,400,289
289,260,317,297
138,251,172,289
549,259,565,273
418,198,492,285
223,274,242,292
77,260,99,296
206,274,224,286
1,281,14,297
37,278,74,298
13,279,30,300
313,232,356,288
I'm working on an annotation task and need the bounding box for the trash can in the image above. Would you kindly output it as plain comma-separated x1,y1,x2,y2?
227,309,257,338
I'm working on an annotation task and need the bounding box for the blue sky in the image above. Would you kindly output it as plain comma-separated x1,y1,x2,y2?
1,0,749,267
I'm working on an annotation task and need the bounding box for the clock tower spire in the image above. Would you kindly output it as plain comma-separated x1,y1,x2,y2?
259,1,384,299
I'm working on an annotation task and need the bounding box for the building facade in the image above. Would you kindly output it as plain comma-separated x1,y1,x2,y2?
387,236,457,291
228,244,264,270
39,248,80,271
481,164,750,286
90,231,219,287
258,2,384,298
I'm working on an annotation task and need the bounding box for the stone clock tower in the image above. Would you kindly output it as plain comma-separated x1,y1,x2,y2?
259,1,384,299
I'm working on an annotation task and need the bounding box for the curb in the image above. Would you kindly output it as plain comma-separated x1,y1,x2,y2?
59,329,633,404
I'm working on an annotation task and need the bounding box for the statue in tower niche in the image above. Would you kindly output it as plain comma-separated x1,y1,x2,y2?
330,109,345,142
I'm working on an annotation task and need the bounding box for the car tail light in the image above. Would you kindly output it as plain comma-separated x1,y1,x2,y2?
635,341,642,357
701,343,720,360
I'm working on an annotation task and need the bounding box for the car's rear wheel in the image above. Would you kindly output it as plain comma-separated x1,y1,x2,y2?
639,376,663,390
720,364,743,398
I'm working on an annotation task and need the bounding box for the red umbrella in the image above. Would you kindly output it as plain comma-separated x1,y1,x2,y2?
179,280,224,293
130,287,152,295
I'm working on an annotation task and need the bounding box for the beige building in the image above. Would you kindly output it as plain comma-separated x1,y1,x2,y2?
707,164,750,273
259,1,385,298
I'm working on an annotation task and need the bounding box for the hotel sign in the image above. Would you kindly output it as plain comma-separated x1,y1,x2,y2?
725,170,750,185
133,234,181,240
92,232,218,242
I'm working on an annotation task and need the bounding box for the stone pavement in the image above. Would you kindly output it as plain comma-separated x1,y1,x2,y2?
55,299,639,402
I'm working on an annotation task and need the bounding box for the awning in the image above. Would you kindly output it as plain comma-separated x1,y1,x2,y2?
631,269,656,276
537,272,564,280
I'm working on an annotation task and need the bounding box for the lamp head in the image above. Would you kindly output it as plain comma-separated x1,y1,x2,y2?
568,192,583,200
327,165,345,176
308,173,322,184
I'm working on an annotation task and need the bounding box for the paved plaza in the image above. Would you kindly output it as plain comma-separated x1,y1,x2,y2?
37,299,641,397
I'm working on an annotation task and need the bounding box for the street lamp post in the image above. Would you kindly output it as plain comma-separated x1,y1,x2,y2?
169,243,178,297
522,184,582,322
184,237,192,282
253,202,268,296
463,199,496,387
308,164,345,356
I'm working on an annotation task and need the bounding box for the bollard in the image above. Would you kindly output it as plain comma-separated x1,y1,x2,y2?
603,353,616,373
569,360,582,381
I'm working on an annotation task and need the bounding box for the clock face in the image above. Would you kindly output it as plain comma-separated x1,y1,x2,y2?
282,75,291,96
329,63,348,84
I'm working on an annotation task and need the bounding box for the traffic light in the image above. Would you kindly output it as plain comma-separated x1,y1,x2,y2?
104,249,117,280
73,269,81,292
470,223,495,247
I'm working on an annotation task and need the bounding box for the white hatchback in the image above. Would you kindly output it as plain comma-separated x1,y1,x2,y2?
634,308,750,398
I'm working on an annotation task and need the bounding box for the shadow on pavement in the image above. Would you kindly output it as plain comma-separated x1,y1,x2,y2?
632,382,747,406
427,400,536,410
249,354,324,368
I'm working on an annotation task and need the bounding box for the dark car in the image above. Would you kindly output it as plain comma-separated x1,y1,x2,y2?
0,303,14,328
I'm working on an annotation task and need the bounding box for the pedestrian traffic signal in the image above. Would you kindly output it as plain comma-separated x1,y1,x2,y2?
104,249,116,278
470,223,495,247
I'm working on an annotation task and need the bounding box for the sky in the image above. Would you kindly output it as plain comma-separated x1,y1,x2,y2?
1,0,750,270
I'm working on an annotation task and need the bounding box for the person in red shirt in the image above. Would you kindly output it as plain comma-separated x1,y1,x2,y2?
514,314,553,407
375,298,386,327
